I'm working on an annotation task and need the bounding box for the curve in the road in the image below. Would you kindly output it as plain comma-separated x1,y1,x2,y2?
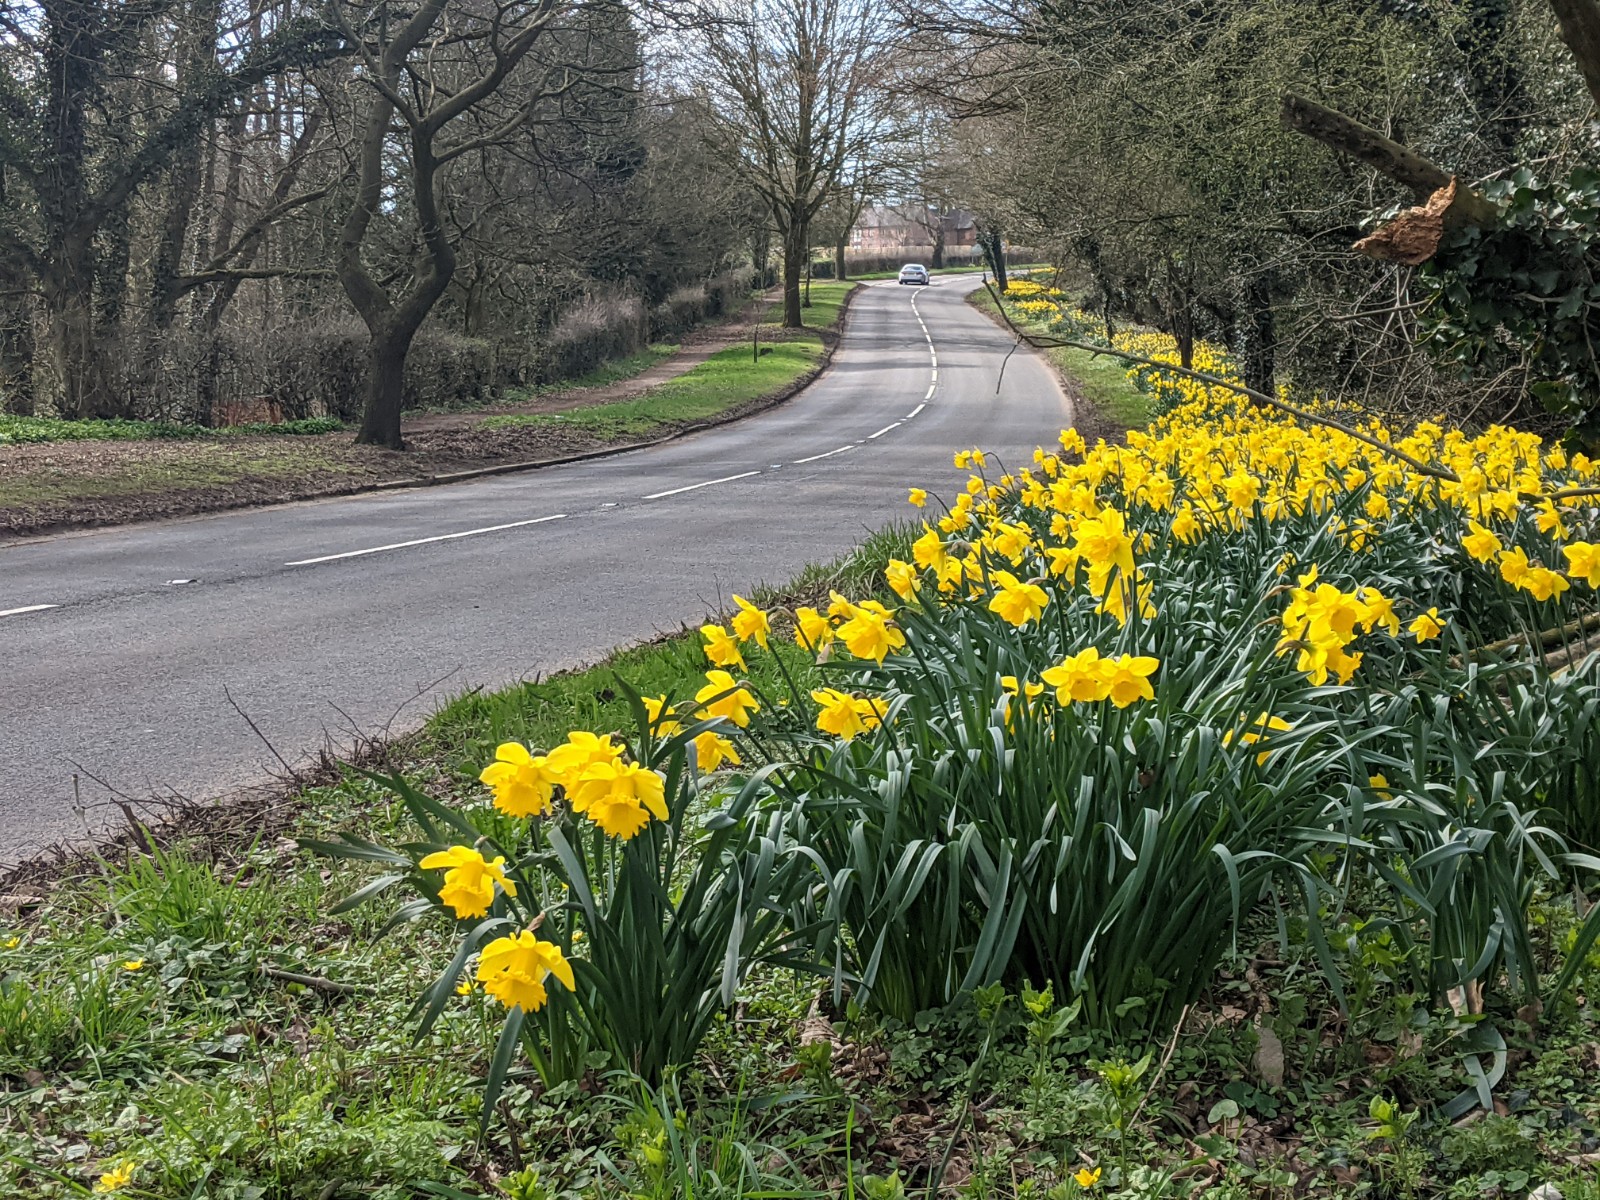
0,275,1072,862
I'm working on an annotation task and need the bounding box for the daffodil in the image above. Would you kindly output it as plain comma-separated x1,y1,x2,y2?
545,731,623,783
480,742,558,817
568,760,669,839
794,606,833,650
1563,541,1600,587
836,603,906,663
885,558,920,601
1462,520,1502,563
1409,608,1446,642
419,845,517,919
476,931,574,1012
730,595,771,649
701,623,746,670
1224,713,1293,766
1099,654,1159,708
811,688,884,740
696,670,760,727
691,730,741,771
987,570,1048,626
908,487,927,507
643,696,682,737
1041,648,1109,704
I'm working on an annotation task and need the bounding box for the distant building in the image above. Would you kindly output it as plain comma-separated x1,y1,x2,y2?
849,205,977,253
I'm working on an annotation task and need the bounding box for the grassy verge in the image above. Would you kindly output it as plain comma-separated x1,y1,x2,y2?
6,517,1599,1200
0,415,342,446
485,282,854,440
0,531,904,1198
967,287,1154,428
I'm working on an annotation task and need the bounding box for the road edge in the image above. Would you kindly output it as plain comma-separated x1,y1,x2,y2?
0,285,862,548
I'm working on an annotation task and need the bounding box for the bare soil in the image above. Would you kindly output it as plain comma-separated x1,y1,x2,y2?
0,288,847,543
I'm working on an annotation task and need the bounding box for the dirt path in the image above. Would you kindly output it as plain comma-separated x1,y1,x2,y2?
404,286,783,432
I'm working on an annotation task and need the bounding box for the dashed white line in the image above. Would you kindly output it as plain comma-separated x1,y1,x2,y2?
642,470,761,500
868,422,902,439
925,385,936,399
0,604,58,618
794,444,857,464
906,402,926,419
286,513,568,566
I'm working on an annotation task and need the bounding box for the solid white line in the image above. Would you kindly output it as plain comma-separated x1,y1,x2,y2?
0,604,58,618
868,422,902,439
642,470,760,500
907,402,926,418
793,444,856,464
286,514,567,566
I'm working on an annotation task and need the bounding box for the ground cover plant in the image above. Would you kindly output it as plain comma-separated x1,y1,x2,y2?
0,415,344,446
7,322,1600,1198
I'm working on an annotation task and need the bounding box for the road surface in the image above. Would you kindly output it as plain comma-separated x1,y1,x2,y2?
0,276,1072,862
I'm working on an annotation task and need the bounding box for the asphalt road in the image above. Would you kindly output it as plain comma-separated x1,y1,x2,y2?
0,275,1072,863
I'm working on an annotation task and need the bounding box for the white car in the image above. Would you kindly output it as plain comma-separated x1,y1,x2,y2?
897,264,930,285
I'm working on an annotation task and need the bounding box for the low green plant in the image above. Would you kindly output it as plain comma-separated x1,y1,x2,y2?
308,681,818,1111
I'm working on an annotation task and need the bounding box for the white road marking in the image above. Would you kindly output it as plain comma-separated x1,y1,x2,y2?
794,444,856,464
642,471,760,500
906,402,926,418
930,370,937,382
925,385,936,399
0,604,58,618
868,422,902,439
286,513,568,566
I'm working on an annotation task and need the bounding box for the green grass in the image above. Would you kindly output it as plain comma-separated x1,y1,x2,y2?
966,287,1154,428
3,521,1598,1197
784,279,854,329
464,343,681,414
0,442,352,509
0,414,341,446
486,284,854,441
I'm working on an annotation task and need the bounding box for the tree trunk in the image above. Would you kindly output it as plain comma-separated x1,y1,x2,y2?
0,295,34,415
41,234,116,419
984,230,1008,292
1240,273,1275,398
931,224,945,270
781,224,805,328
835,237,847,281
355,324,414,450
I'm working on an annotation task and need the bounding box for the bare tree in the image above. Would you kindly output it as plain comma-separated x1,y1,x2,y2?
330,0,610,449
699,0,887,327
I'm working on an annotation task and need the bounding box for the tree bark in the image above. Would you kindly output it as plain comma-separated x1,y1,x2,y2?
835,237,847,281
781,221,806,327
983,229,1008,292
1280,93,1499,227
1240,273,1275,398
356,324,416,447
1549,0,1600,109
